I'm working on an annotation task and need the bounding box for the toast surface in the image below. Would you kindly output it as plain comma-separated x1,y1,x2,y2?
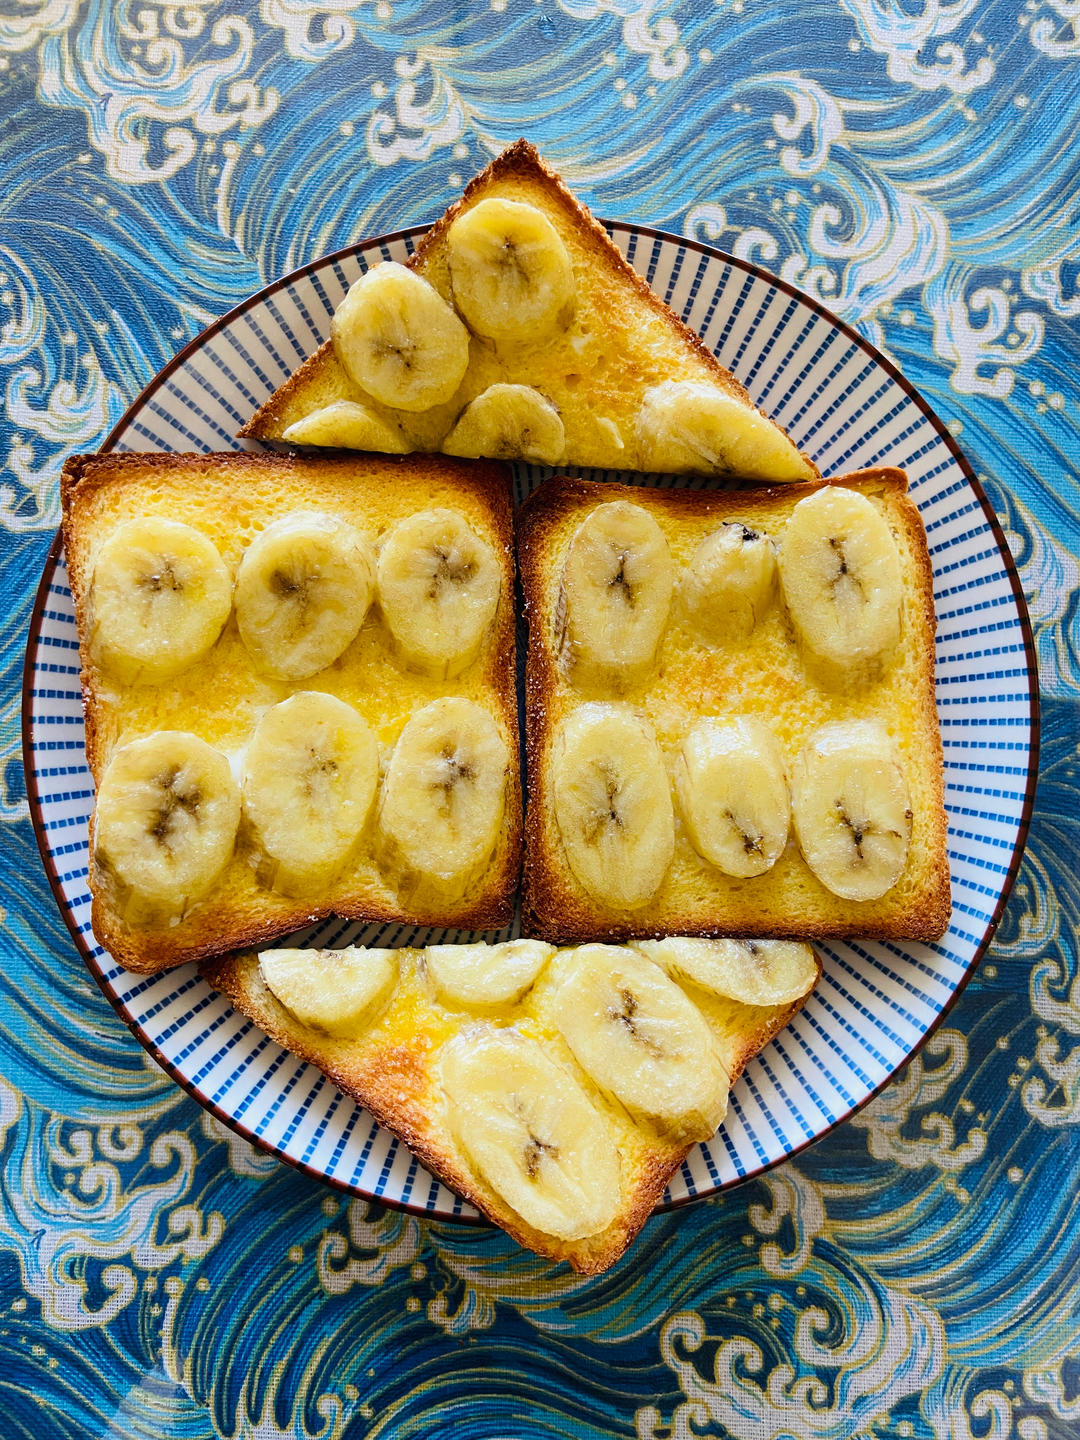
62,450,521,973
242,140,816,480
520,469,950,943
203,938,819,1273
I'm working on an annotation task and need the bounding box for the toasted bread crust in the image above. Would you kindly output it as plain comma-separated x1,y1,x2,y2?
62,450,522,973
519,469,950,944
241,140,816,480
202,943,819,1273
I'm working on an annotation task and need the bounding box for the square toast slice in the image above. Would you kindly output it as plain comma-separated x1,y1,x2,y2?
519,469,950,943
242,140,817,483
61,450,521,973
203,936,820,1274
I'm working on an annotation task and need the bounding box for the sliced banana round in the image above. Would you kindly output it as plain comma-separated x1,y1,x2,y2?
634,937,818,1007
330,261,470,412
637,380,815,482
377,697,509,906
551,703,674,910
791,721,912,901
548,945,729,1142
439,1025,621,1242
258,946,398,1038
281,400,409,453
425,939,556,1008
243,692,379,897
376,508,501,678
94,731,240,909
235,512,374,681
674,717,790,878
777,487,903,685
446,197,576,342
557,501,674,691
681,522,777,645
88,517,232,685
443,384,565,464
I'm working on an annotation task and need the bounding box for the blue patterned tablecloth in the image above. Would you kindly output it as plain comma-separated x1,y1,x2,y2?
3,4,1079,1436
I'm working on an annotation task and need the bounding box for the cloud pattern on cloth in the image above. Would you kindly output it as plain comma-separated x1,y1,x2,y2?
1,0,1078,1435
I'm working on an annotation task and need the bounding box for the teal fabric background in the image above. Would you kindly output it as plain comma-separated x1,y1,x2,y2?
2,2,1079,1435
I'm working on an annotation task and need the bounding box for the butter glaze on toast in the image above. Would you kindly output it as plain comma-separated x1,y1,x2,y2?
203,938,820,1273
242,140,817,481
519,469,950,944
61,450,520,973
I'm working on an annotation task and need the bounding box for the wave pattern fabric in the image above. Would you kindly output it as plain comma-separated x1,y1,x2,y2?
1,3,1078,1437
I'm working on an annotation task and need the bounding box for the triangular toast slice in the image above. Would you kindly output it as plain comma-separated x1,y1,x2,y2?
242,141,817,483
203,936,820,1274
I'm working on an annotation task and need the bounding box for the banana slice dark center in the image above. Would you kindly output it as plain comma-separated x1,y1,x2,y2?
429,546,475,597
140,560,183,595
149,767,202,846
607,550,635,607
726,809,764,855
827,537,864,600
836,803,901,857
607,987,663,1057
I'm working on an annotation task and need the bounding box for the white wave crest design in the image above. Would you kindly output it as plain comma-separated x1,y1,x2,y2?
317,1200,423,1293
1023,951,1080,1128
1023,261,1080,317
1002,492,1080,699
764,74,844,177
925,265,1043,397
1024,1362,1080,1420
558,0,688,80
749,1170,826,1277
367,52,469,168
784,178,946,324
841,0,994,93
199,1111,280,1176
0,1105,224,1328
0,0,78,53
3,346,125,532
1029,0,1080,57
639,1287,946,1440
259,0,362,61
33,2,279,182
850,1030,987,1171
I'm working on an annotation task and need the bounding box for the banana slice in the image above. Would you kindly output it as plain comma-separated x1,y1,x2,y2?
557,501,674,691
446,197,576,342
242,692,379,897
548,946,729,1142
777,487,903,685
426,939,556,1009
281,400,409,453
550,703,674,910
443,384,565,464
235,512,375,681
376,508,501,678
88,517,232,685
674,717,789,878
637,380,815,481
330,261,470,412
681,522,777,645
377,697,509,906
634,937,818,1007
258,946,398,1038
440,1025,620,1242
791,721,912,901
94,731,240,910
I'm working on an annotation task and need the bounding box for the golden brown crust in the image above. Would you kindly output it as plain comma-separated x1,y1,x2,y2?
519,469,950,944
242,139,817,479
62,449,522,973
202,942,819,1273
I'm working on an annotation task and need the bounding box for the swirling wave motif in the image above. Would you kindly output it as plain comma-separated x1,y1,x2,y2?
2,0,1079,1436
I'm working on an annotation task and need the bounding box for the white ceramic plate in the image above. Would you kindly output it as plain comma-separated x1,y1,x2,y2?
24,224,1039,1219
